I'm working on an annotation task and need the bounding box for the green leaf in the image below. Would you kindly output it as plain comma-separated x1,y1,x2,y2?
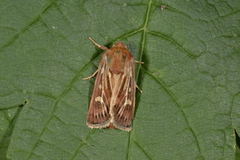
0,0,240,159
0,106,23,160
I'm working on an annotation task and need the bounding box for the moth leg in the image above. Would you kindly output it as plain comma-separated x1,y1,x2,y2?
88,37,109,50
83,69,99,80
136,84,142,93
135,60,144,64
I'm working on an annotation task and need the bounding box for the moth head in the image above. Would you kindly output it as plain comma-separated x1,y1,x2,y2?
112,42,128,49
105,42,133,74
111,42,132,59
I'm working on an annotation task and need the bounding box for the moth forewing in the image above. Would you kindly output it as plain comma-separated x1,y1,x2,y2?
111,58,136,131
86,38,139,131
86,55,111,128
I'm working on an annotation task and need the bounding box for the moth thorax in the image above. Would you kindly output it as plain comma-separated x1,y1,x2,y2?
109,58,125,74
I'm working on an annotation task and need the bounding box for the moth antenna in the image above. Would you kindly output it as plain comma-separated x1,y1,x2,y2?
88,37,109,50
83,69,99,80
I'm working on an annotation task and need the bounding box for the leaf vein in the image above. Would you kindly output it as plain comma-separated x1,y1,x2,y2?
134,140,153,160
143,67,204,158
126,0,153,159
148,31,199,58
25,55,98,160
0,0,56,52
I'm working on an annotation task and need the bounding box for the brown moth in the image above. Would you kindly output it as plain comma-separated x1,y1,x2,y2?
160,5,167,11
84,37,143,131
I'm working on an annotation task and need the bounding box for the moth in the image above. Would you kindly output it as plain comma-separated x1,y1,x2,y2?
160,5,167,11
84,37,143,131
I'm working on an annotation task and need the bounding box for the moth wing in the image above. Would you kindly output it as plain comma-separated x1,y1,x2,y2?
87,55,111,128
112,59,136,131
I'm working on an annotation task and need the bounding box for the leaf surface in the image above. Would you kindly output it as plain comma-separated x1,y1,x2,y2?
0,0,240,159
